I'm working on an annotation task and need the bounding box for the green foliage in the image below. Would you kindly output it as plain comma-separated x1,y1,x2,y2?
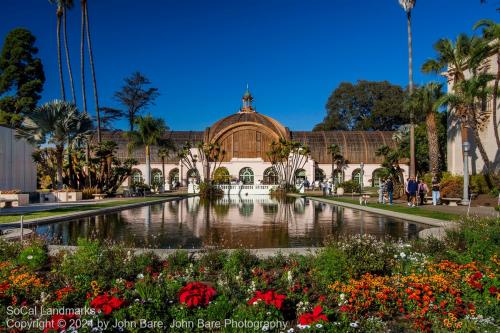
17,242,47,270
213,167,230,184
313,246,349,285
314,80,407,131
470,174,489,194
0,238,22,261
0,28,45,127
223,249,259,280
338,179,361,193
198,182,224,199
440,175,463,198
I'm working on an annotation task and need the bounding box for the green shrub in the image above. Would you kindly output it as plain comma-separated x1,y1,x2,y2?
17,242,47,270
440,176,463,198
470,174,489,194
339,179,361,193
223,249,259,279
198,182,224,199
313,246,349,285
0,238,22,261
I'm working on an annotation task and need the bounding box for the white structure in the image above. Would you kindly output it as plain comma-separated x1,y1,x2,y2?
104,89,408,190
447,53,500,175
0,126,37,192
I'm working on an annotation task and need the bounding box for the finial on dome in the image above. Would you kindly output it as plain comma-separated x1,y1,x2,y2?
240,84,254,113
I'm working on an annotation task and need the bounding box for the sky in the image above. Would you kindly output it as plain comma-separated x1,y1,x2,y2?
0,0,498,131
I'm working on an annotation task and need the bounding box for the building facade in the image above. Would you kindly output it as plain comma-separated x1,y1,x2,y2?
0,126,37,192
447,53,500,175
106,89,408,188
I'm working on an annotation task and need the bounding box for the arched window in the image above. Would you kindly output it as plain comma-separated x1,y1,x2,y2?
372,168,386,187
213,167,230,184
263,167,279,185
332,169,344,185
168,168,179,183
131,169,143,184
295,169,306,184
239,167,254,185
315,168,325,182
187,169,200,182
151,169,163,184
352,168,362,184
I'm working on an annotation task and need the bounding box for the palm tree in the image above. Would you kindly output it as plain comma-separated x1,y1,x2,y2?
16,100,93,189
474,19,500,149
80,0,87,115
327,144,345,183
405,83,444,176
49,0,65,100
81,0,101,142
127,115,168,186
62,0,76,104
398,0,416,178
158,139,175,188
437,74,496,180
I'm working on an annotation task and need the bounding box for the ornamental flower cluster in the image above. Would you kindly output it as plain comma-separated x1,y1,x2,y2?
90,294,124,315
248,290,286,310
298,305,328,325
179,282,217,308
43,313,78,333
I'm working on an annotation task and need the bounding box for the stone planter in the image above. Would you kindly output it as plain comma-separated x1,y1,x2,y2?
0,193,29,206
336,187,344,196
39,191,83,203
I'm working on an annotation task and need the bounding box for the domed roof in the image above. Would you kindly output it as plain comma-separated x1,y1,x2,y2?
207,112,289,142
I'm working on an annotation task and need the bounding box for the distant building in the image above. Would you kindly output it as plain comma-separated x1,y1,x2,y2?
447,53,500,175
104,88,408,188
0,126,37,192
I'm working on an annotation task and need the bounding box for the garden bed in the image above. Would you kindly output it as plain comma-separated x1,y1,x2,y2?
0,216,498,332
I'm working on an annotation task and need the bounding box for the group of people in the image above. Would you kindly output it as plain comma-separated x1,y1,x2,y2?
378,176,441,207
404,176,441,207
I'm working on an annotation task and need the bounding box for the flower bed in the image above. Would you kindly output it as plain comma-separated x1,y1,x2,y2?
0,216,498,332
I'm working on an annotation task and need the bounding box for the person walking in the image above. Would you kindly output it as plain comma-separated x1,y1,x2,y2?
378,178,385,204
385,178,394,205
418,180,429,206
407,176,418,207
431,177,441,205
405,178,411,206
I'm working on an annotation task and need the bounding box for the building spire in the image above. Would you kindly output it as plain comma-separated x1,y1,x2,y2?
240,84,254,113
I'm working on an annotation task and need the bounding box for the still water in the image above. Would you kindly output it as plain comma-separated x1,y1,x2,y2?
34,197,428,248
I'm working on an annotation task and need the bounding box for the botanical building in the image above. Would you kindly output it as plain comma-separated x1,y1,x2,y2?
104,89,408,188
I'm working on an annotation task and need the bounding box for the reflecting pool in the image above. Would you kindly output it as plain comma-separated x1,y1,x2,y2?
34,197,429,248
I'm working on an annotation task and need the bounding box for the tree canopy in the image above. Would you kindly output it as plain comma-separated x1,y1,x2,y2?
314,80,408,131
0,28,45,126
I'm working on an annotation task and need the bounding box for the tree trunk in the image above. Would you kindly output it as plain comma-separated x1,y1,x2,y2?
67,138,74,188
84,1,101,143
161,157,165,189
56,145,64,190
426,112,441,176
80,1,87,114
492,52,500,149
145,145,151,186
407,11,415,178
63,7,77,104
56,11,65,100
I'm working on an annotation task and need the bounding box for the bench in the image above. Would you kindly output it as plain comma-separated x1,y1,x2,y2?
0,198,18,208
92,193,107,200
442,197,462,206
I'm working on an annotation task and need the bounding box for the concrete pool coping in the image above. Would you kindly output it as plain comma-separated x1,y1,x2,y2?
0,196,182,228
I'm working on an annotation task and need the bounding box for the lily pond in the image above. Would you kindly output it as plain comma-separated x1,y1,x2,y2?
34,197,429,248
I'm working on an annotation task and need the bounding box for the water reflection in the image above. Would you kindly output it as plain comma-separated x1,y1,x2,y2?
34,197,428,249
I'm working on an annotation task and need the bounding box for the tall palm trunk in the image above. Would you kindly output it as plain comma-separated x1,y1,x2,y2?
425,112,441,176
83,1,102,143
407,10,415,178
145,145,151,186
80,0,87,114
56,8,66,100
63,7,77,104
56,144,64,189
493,52,500,149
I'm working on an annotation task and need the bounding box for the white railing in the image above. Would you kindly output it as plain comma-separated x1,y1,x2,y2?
215,184,278,195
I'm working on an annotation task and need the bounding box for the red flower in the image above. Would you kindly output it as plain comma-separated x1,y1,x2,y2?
489,286,498,296
179,282,216,308
125,281,134,289
43,313,78,333
90,294,124,315
248,290,286,310
55,286,74,301
298,305,328,325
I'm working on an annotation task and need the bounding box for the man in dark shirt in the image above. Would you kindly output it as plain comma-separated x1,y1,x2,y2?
407,176,418,207
385,178,394,205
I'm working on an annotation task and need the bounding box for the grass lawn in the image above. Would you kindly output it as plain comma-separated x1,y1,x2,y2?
0,196,180,224
308,194,460,221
